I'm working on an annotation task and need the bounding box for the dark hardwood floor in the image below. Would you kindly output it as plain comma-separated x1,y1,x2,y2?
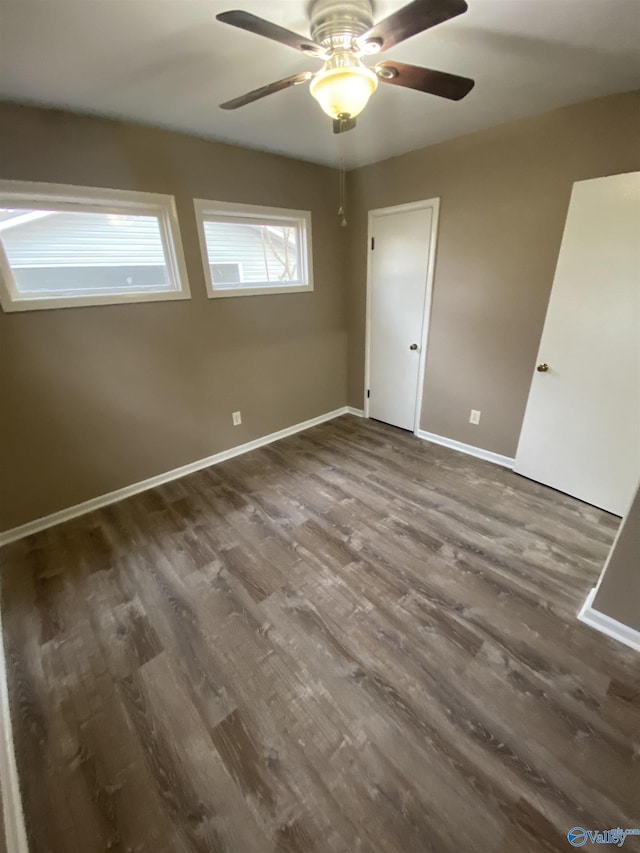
1,415,638,853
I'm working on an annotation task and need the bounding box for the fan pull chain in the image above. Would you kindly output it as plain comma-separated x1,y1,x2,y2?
338,163,347,228
337,119,348,227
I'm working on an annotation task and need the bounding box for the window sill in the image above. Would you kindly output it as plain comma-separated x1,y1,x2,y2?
210,283,313,299
0,288,191,313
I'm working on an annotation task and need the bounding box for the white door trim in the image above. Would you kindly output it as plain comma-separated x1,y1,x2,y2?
363,198,440,435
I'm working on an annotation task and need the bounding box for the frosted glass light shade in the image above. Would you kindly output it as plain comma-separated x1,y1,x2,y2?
310,62,378,119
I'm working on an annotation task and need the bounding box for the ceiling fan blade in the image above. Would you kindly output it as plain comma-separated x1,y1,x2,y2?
333,117,357,134
216,10,325,57
375,61,474,100
359,0,468,52
220,72,314,110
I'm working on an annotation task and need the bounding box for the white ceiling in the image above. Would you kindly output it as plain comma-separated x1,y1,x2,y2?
0,0,638,168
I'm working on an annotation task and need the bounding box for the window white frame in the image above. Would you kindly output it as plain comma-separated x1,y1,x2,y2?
194,199,313,298
0,180,190,312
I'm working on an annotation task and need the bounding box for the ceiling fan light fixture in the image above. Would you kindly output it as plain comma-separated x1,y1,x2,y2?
216,1,475,125
310,60,378,119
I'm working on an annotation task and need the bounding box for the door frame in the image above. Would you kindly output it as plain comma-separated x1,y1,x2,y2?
363,197,440,434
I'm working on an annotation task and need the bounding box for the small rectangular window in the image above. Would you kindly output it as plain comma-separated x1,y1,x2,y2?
194,199,313,297
0,181,190,312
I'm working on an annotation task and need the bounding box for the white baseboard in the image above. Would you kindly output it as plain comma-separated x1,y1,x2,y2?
416,429,515,469
346,407,365,417
0,585,29,853
0,406,352,548
578,587,640,652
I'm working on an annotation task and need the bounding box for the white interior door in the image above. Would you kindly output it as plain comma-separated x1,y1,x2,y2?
367,202,436,431
514,172,640,516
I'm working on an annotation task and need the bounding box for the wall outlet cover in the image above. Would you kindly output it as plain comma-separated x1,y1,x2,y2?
470,409,481,425
232,411,242,426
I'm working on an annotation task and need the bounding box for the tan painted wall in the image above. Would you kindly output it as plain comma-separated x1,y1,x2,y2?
593,482,640,631
0,103,348,532
2,94,639,532
346,91,640,457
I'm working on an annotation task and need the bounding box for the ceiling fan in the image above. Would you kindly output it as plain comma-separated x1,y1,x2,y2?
216,0,475,133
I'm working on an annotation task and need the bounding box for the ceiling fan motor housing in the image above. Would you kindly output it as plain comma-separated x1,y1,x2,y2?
310,0,374,50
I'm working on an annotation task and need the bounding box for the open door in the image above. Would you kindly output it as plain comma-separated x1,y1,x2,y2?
514,172,640,516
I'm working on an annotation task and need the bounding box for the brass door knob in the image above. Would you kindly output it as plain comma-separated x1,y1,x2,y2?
537,363,549,372
409,343,418,351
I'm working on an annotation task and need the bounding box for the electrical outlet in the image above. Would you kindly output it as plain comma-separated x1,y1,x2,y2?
232,411,242,426
469,409,481,425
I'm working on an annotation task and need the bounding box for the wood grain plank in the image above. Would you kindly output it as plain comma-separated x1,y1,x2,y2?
1,415,634,853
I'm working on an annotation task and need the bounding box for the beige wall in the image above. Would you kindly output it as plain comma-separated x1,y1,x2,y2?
2,94,639,532
346,91,640,457
0,103,348,532
593,482,640,631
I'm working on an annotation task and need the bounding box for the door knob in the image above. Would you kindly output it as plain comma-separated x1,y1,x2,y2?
409,343,418,351
536,363,549,372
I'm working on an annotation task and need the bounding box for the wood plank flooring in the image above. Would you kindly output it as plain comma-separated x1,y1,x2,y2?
1,415,638,853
